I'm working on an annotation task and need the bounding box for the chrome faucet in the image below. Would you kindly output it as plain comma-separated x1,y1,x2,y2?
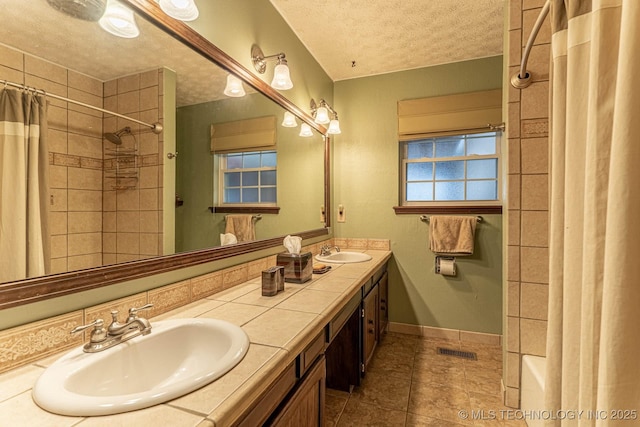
320,244,340,256
71,304,154,353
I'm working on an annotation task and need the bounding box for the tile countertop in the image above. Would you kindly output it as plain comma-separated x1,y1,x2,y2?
0,249,391,427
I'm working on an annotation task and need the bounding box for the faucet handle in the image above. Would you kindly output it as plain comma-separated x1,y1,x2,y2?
71,319,108,343
128,303,154,320
71,319,104,335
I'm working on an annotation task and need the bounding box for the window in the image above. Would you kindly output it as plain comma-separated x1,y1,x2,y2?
401,132,500,205
219,151,277,205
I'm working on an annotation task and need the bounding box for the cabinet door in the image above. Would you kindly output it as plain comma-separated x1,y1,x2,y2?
362,285,378,370
378,271,388,338
270,356,326,427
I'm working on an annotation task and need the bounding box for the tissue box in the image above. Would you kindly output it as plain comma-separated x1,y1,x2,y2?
276,252,313,283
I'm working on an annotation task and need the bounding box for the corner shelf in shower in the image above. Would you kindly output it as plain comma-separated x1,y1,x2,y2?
105,147,138,190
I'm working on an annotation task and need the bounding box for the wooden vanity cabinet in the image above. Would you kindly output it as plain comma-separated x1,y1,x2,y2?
362,284,378,369
378,271,389,338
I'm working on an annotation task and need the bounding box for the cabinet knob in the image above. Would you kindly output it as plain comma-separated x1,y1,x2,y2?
368,328,374,334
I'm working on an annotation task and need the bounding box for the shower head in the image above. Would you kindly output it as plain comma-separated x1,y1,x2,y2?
46,0,107,22
104,126,132,145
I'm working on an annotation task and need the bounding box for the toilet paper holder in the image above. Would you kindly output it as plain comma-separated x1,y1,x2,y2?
435,256,456,275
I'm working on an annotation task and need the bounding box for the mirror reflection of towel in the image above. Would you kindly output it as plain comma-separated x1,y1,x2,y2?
224,215,255,242
220,233,238,246
428,216,477,255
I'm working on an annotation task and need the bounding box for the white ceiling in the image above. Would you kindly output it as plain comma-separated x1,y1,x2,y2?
270,0,504,81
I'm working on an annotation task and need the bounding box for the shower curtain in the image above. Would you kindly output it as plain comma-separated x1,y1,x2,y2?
545,0,640,425
0,88,50,283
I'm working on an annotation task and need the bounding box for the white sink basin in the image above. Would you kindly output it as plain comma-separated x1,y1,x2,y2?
32,318,249,416
315,251,372,264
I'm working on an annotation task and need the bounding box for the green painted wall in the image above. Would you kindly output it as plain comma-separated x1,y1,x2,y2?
333,56,504,333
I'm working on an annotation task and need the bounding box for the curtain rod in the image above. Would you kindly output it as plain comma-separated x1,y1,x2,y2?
510,0,550,89
0,79,163,134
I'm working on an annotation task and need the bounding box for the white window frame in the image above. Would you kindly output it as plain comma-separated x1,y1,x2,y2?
218,150,277,207
400,132,502,207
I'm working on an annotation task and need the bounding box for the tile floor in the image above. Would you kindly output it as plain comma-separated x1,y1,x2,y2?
325,332,528,426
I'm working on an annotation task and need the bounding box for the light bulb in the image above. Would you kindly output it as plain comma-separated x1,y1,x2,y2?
99,0,139,38
282,112,298,127
158,0,199,21
223,74,246,97
299,123,313,137
271,63,293,90
328,119,342,134
314,106,330,124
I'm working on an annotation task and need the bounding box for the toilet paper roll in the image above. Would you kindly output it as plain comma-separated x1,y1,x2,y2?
439,258,456,276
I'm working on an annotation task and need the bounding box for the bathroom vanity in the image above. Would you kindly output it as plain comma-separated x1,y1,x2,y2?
0,248,391,426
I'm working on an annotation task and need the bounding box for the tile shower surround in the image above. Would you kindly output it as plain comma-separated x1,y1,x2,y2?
505,0,551,408
0,43,164,275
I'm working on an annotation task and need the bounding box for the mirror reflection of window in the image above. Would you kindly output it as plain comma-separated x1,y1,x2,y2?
220,151,277,205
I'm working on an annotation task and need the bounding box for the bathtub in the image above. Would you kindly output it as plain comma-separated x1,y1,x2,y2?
521,355,546,427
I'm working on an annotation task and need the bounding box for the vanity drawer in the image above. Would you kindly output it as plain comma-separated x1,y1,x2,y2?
297,331,325,378
325,291,361,343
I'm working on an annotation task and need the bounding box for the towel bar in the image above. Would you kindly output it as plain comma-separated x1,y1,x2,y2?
224,214,261,221
420,215,482,223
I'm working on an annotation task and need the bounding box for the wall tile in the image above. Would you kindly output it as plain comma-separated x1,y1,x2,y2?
49,165,67,189
68,189,102,211
508,245,520,282
509,29,522,67
520,246,549,284
85,293,148,326
506,352,520,388
509,0,522,30
68,167,102,191
520,319,547,356
67,110,102,138
117,232,140,254
507,316,520,353
48,129,67,154
68,70,103,96
68,133,102,159
117,91,139,114
520,283,548,320
0,44,23,71
507,281,520,317
508,210,520,246
49,188,67,212
117,211,140,233
139,211,159,233
222,265,249,289
508,138,521,174
521,137,548,174
139,188,158,211
248,258,269,279
140,233,159,256
68,212,102,234
0,64,23,83
140,69,158,88
148,280,191,318
118,74,140,93
68,88,103,117
521,81,549,120
508,174,521,210
191,272,224,300
49,212,67,236
50,234,67,258
67,233,101,256
521,118,548,138
528,44,551,82
24,55,67,85
523,7,551,46
521,174,548,211
68,253,102,271
140,86,159,110
520,210,548,247
508,102,521,138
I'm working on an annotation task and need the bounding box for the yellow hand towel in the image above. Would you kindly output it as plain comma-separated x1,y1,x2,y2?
224,215,256,242
428,215,477,255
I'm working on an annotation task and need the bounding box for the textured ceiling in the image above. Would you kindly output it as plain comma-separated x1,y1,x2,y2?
0,0,234,107
270,0,504,81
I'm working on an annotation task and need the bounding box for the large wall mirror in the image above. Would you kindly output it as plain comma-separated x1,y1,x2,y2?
0,0,329,309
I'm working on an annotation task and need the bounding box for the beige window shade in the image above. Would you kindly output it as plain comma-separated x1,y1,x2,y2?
211,115,277,153
398,89,502,141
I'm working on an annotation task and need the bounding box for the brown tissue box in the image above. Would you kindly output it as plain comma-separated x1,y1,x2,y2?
276,252,313,283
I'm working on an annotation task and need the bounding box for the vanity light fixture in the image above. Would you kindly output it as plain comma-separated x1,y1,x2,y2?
282,111,298,127
223,74,246,97
311,99,342,134
99,0,139,38
299,123,313,137
158,0,199,21
251,44,293,90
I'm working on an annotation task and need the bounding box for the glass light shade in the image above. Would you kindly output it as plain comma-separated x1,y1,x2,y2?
271,63,293,90
99,0,139,38
223,74,246,97
299,123,313,137
158,0,199,21
327,119,342,134
282,111,298,127
314,106,330,124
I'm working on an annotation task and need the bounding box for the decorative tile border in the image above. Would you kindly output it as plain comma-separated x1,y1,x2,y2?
0,237,392,374
50,152,103,169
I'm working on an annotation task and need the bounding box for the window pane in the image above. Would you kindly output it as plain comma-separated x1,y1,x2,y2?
243,153,260,168
435,161,464,180
407,162,433,181
261,170,276,185
262,152,277,167
242,171,258,186
467,137,496,155
224,172,240,187
261,188,276,203
435,181,464,200
225,188,240,203
407,141,433,159
226,154,242,169
242,188,259,202
467,159,497,179
467,180,497,200
435,138,464,158
407,182,433,201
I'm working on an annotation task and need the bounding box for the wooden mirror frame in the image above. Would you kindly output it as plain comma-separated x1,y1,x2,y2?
0,0,331,310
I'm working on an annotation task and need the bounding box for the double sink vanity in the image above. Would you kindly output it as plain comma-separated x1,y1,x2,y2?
1,248,391,426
